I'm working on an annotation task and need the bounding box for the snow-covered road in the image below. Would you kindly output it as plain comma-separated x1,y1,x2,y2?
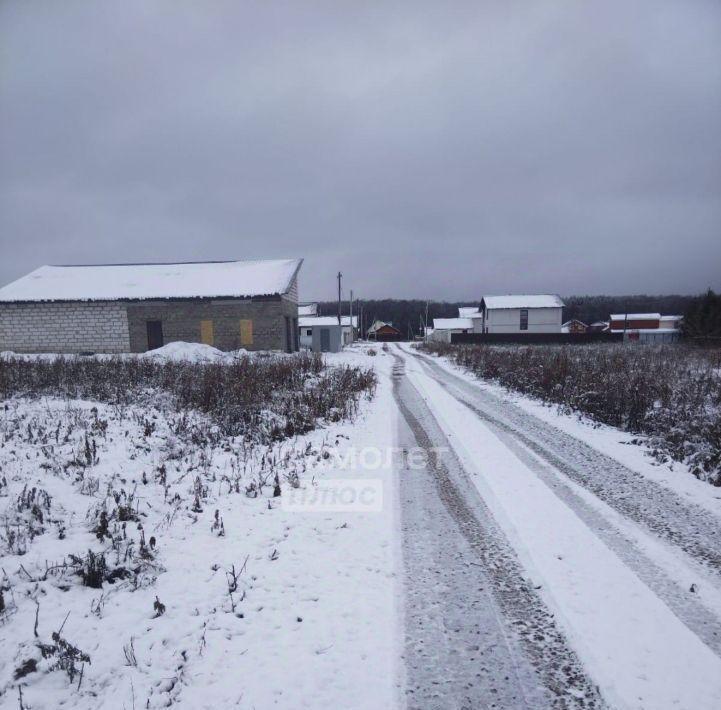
393,344,721,709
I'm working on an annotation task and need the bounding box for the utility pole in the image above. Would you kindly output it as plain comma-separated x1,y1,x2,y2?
349,290,354,344
337,271,342,326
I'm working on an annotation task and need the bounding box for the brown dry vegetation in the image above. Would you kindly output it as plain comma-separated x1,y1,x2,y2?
421,342,721,485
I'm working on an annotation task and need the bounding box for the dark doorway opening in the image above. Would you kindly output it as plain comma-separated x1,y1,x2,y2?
146,321,164,350
320,328,330,352
284,316,292,353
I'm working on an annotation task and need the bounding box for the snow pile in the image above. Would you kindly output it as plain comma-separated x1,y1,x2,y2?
141,341,227,363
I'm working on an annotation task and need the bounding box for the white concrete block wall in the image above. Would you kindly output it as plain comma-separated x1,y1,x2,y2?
0,302,131,353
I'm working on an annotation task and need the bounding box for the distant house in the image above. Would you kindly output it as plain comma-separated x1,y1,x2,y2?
609,313,683,332
0,259,302,354
609,313,683,342
562,319,588,334
458,306,481,318
480,295,564,334
429,317,475,343
299,315,357,350
367,320,402,341
588,321,610,333
609,313,662,331
298,302,318,317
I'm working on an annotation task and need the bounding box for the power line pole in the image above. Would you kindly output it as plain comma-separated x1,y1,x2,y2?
337,271,342,326
349,289,354,344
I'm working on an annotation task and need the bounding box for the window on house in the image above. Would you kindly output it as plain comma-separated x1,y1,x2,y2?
306,329,312,336
520,309,529,330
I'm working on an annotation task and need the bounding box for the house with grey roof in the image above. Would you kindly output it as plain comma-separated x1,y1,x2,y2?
479,295,564,333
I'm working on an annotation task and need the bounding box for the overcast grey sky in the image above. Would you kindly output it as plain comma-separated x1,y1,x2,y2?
1,1,720,301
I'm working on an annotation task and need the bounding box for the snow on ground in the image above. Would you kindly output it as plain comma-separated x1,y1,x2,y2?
399,344,721,709
413,344,721,516
0,346,400,710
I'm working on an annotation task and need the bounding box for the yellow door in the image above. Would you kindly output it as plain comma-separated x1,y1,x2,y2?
200,320,214,346
240,319,253,346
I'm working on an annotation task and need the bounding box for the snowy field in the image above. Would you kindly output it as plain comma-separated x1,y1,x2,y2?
0,344,400,710
3,341,721,709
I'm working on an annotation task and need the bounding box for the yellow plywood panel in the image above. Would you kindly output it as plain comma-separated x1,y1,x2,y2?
200,319,214,345
240,319,253,346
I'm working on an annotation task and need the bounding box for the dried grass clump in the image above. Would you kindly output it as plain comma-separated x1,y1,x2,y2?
422,342,721,485
0,352,376,444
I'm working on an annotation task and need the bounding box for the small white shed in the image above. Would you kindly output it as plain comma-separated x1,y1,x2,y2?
429,317,475,343
299,315,357,350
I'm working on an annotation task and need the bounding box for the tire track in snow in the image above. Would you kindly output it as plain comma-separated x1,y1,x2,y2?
393,354,605,709
409,366,721,658
407,346,721,579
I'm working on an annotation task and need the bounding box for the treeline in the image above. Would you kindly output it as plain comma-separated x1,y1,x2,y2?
562,295,695,325
316,294,705,338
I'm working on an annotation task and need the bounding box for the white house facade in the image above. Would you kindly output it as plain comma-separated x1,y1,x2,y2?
480,295,564,334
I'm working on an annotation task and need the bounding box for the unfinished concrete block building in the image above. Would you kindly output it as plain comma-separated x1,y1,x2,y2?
0,258,302,354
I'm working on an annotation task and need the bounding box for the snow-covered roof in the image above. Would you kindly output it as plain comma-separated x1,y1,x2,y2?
482,295,564,310
298,303,318,317
0,259,303,303
367,320,395,333
299,316,358,328
458,306,480,317
610,313,660,320
659,315,683,321
433,318,474,330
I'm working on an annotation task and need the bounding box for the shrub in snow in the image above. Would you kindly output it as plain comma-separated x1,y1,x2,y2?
37,631,91,683
69,550,108,589
423,342,721,485
0,352,376,445
1,485,53,555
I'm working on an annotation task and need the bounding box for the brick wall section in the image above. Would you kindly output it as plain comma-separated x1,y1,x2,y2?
126,296,298,352
0,301,130,353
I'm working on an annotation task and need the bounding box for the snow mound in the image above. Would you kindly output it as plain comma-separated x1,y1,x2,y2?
142,341,227,363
